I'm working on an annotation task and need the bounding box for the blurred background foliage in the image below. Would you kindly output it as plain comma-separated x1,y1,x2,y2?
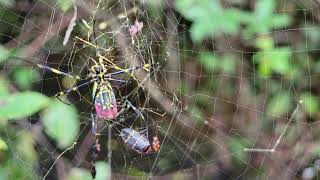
0,0,319,179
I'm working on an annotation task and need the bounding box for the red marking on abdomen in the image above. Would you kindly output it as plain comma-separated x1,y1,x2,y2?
95,102,118,119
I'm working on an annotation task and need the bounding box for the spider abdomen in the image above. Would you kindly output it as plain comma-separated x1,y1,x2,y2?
94,83,118,119
120,128,151,154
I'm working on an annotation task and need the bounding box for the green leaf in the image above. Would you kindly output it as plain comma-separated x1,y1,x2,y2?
198,52,218,72
257,59,272,76
42,100,79,148
255,0,275,21
221,55,236,74
1,159,39,179
267,93,292,116
190,20,216,42
255,47,291,76
0,92,50,120
256,35,274,50
66,168,92,180
300,93,319,116
271,14,291,29
95,162,111,180
269,48,291,74
175,0,244,42
244,0,291,36
16,131,37,161
11,68,40,90
56,0,73,12
221,9,243,34
190,10,242,42
175,0,221,21
0,137,8,151
198,52,236,74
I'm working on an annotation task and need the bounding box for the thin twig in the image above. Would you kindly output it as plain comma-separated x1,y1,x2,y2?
19,7,88,59
63,2,78,45
244,100,302,153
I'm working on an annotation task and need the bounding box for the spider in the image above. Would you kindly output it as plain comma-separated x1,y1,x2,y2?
36,45,150,134
152,136,160,152
37,53,150,180
120,127,151,154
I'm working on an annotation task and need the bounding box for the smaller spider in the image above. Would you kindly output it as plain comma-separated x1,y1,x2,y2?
120,128,151,154
152,136,160,152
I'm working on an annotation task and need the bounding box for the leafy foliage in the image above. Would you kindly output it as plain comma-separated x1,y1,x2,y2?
16,131,38,162
198,52,236,74
254,47,292,76
300,93,319,116
11,68,40,90
176,0,290,42
66,168,92,180
42,100,79,148
95,162,111,180
0,92,50,120
0,0,319,179
175,0,248,42
244,0,291,37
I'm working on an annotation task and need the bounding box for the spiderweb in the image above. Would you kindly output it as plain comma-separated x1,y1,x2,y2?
2,0,320,179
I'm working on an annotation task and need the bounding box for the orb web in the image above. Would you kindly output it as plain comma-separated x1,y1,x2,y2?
1,0,319,179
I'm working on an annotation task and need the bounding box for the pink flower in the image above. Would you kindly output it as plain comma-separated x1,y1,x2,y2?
129,20,143,37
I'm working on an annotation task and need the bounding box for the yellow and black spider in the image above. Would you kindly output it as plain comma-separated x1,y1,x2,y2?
34,51,149,134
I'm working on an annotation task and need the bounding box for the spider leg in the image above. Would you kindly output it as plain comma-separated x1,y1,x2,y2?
13,57,85,80
90,138,100,179
54,78,98,101
36,63,93,105
125,99,145,120
37,64,82,80
91,81,99,101
56,96,72,105
91,113,98,135
90,102,103,136
140,128,148,137
105,78,127,83
105,64,150,77
55,78,97,97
